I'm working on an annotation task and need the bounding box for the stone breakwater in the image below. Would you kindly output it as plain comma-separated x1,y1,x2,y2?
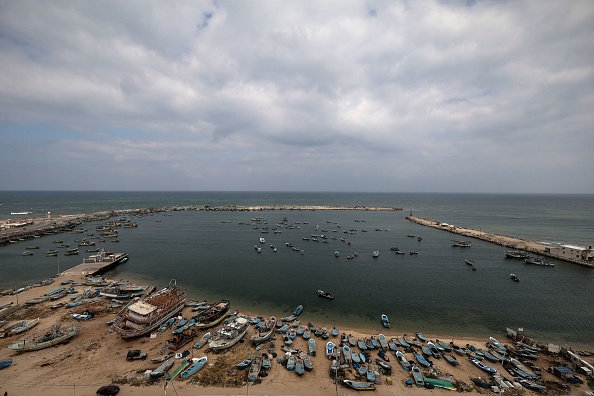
0,205,402,246
407,215,594,268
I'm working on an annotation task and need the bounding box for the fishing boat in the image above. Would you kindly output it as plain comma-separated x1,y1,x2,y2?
303,356,313,371
45,250,59,256
331,326,339,337
465,258,475,266
443,353,459,366
150,360,174,378
381,314,390,328
343,380,376,391
525,257,555,266
334,251,339,257
11,318,40,334
180,356,207,379
413,352,430,368
248,357,261,381
505,250,529,259
0,358,12,370
342,344,351,364
308,338,316,356
317,290,335,300
411,364,425,387
423,377,457,391
193,300,231,328
396,350,410,371
488,337,507,353
158,317,176,332
166,359,190,380
416,332,428,342
325,341,334,358
470,358,497,374
9,324,78,352
286,356,296,371
510,273,520,282
21,251,34,256
25,296,49,305
151,352,174,363
237,357,252,369
250,316,275,344
452,240,472,247
208,316,250,351
295,359,305,375
372,250,379,258
112,280,186,339
426,341,441,359
378,333,388,349
435,339,452,351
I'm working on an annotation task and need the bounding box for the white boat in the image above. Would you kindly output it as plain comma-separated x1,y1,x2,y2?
259,237,265,243
334,251,339,257
21,251,34,256
208,316,251,351
11,318,40,334
372,251,379,258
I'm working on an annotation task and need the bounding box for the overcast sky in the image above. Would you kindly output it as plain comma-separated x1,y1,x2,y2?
0,1,593,193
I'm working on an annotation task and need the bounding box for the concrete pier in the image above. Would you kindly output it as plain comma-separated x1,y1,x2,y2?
62,251,129,276
407,215,594,268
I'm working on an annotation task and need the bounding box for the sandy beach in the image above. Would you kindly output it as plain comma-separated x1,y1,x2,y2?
0,273,591,396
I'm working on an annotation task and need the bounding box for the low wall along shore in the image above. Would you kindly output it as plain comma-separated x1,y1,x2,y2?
406,215,594,268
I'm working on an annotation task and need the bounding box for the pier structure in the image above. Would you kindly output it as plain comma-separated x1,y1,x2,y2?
406,215,594,268
62,251,129,276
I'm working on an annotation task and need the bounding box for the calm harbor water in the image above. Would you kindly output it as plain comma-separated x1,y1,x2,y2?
1,191,593,348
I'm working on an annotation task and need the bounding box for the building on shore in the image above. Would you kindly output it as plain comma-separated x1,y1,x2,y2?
546,244,593,263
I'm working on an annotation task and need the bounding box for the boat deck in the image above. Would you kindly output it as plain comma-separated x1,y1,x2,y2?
62,253,129,276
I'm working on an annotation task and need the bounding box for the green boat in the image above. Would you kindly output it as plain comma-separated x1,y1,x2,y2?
166,359,189,380
423,377,457,391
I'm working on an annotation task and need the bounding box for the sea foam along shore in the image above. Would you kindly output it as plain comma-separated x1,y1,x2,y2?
0,273,591,396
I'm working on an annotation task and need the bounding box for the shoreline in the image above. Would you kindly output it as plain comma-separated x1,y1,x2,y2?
1,274,592,396
406,215,594,268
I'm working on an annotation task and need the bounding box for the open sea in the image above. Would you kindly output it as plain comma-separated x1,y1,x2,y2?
1,191,593,349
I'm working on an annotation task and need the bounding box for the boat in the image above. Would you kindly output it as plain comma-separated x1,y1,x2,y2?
378,333,388,349
342,344,351,364
166,359,190,380
331,326,339,337
465,258,475,266
248,357,261,381
45,250,59,256
435,339,452,351
343,380,376,391
303,356,313,371
376,358,392,371
423,377,457,391
151,352,174,363
71,313,92,321
111,280,186,339
26,245,40,250
372,250,379,258
416,332,427,342
295,359,305,375
25,296,49,305
334,251,339,257
413,352,430,368
396,350,411,370
452,240,472,247
470,358,497,374
516,378,547,392
411,364,424,387
11,318,40,334
510,358,538,379
426,342,441,359
325,341,334,358
261,353,271,369
525,257,555,266
0,358,12,370
308,338,316,356
192,332,211,349
259,237,265,243
9,324,78,352
21,251,34,256
286,356,295,371
64,248,79,256
317,290,335,300
505,250,529,259
511,273,520,282
193,300,231,328
237,357,252,369
208,316,250,351
158,317,176,332
180,356,207,379
381,314,390,328
150,360,174,378
443,353,459,366
488,337,507,353
250,316,275,344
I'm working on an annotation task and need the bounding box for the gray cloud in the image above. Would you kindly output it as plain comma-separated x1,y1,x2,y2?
0,0,593,192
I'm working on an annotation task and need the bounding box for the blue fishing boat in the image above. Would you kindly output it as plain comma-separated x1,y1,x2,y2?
331,326,339,337
295,359,305,376
366,369,375,382
150,360,174,379
426,341,441,359
326,341,334,358
416,332,428,342
378,333,388,349
343,344,351,365
0,358,12,370
413,352,430,368
470,358,497,374
351,350,361,363
358,338,367,350
308,338,316,356
237,357,253,369
286,356,295,371
396,350,410,371
381,314,390,328
158,317,175,332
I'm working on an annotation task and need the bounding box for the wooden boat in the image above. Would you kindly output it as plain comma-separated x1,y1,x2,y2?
435,339,452,351
411,364,424,387
262,354,271,369
302,327,311,339
376,358,392,371
303,356,313,371
151,352,174,363
192,332,211,349
251,316,275,344
525,257,555,266
358,339,367,350
416,332,428,342
342,344,351,364
166,359,190,380
286,356,295,371
505,250,529,259
397,337,410,348
396,350,410,370
248,357,261,381
0,358,12,370
21,251,34,256
208,316,250,351
378,333,388,349
308,338,316,356
150,360,174,378
11,318,40,334
112,280,186,339
158,317,176,332
443,353,459,366
413,352,430,368
470,358,497,374
489,337,507,353
25,297,49,305
9,324,78,352
343,380,376,391
180,356,207,379
295,359,305,375
366,369,375,382
381,314,390,328
426,342,441,359
192,299,230,328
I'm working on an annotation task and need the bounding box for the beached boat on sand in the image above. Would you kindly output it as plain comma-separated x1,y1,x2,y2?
250,316,275,344
208,316,250,351
180,356,207,379
111,280,186,339
11,318,40,334
9,324,78,352
193,300,231,328
343,380,376,391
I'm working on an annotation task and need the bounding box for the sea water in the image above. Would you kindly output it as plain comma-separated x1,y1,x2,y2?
1,191,593,348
